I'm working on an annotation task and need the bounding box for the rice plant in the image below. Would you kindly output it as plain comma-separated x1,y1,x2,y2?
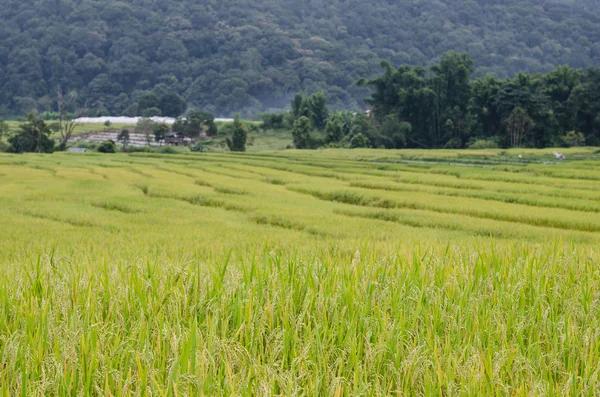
1,149,599,395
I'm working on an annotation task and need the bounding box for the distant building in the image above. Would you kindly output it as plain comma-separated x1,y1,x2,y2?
68,148,87,153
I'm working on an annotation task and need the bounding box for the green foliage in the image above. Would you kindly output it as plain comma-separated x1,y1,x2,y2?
561,131,586,147
350,133,369,148
261,113,286,129
292,116,312,149
135,118,155,136
153,123,170,143
226,115,247,152
468,138,499,149
0,120,8,140
97,140,117,153
325,118,344,143
3,0,600,117
173,109,216,137
117,128,130,147
307,92,329,130
363,52,600,149
159,92,187,117
7,114,55,153
141,107,162,118
290,92,329,131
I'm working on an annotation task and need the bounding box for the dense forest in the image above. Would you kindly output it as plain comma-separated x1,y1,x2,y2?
2,0,600,118
357,52,600,148
259,51,598,150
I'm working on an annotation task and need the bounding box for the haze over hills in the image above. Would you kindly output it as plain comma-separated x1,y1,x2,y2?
2,0,600,117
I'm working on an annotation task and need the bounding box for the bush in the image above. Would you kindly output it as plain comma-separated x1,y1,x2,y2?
350,133,369,148
8,114,55,153
125,146,152,153
97,140,117,153
191,141,211,152
292,116,312,149
261,113,286,129
561,131,585,147
226,115,248,152
468,138,499,149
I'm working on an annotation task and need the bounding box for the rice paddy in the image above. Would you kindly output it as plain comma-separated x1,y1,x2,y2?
1,148,600,395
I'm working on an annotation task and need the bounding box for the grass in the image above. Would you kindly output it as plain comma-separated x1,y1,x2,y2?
1,149,600,395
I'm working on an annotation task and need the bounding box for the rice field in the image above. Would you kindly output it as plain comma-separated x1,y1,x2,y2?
1,148,600,395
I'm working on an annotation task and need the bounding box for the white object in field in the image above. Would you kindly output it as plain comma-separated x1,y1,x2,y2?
552,151,565,160
518,155,523,159
72,116,235,125
68,147,86,153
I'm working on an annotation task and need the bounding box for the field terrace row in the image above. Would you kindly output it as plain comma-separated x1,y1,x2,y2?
2,151,599,264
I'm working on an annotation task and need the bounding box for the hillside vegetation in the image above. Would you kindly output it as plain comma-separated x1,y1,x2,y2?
2,0,600,117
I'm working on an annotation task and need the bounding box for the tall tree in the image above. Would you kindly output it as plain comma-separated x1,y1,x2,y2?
8,114,55,153
226,115,247,152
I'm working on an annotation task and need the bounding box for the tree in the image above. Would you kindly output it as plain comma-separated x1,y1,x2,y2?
561,131,585,147
325,118,344,143
136,118,155,146
379,116,410,148
154,123,169,145
97,140,117,153
0,120,8,141
226,115,247,152
350,133,369,148
158,92,186,117
307,92,329,130
8,114,55,153
142,107,162,117
57,88,87,151
172,109,215,137
137,91,159,112
3,1,600,119
292,116,312,149
506,107,534,147
117,128,130,148
291,93,304,118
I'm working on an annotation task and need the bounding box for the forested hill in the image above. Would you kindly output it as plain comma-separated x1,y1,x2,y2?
2,0,600,118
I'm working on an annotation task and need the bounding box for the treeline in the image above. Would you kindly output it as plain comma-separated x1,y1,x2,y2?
2,0,600,118
271,52,600,149
0,109,251,154
361,52,600,148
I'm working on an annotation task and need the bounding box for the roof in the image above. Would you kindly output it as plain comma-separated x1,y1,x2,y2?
68,148,87,152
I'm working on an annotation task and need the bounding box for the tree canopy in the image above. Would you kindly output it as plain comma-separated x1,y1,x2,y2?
2,0,600,118
360,52,600,148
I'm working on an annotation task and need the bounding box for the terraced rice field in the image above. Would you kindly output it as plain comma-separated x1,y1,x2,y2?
1,148,600,395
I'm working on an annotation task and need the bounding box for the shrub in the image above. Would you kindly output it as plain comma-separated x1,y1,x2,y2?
226,115,247,152
468,138,499,149
97,140,117,153
8,114,55,153
350,133,369,148
261,113,286,129
155,146,180,154
561,131,585,147
292,116,312,149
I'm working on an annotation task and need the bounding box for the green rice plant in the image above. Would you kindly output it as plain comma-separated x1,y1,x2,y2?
1,149,600,395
